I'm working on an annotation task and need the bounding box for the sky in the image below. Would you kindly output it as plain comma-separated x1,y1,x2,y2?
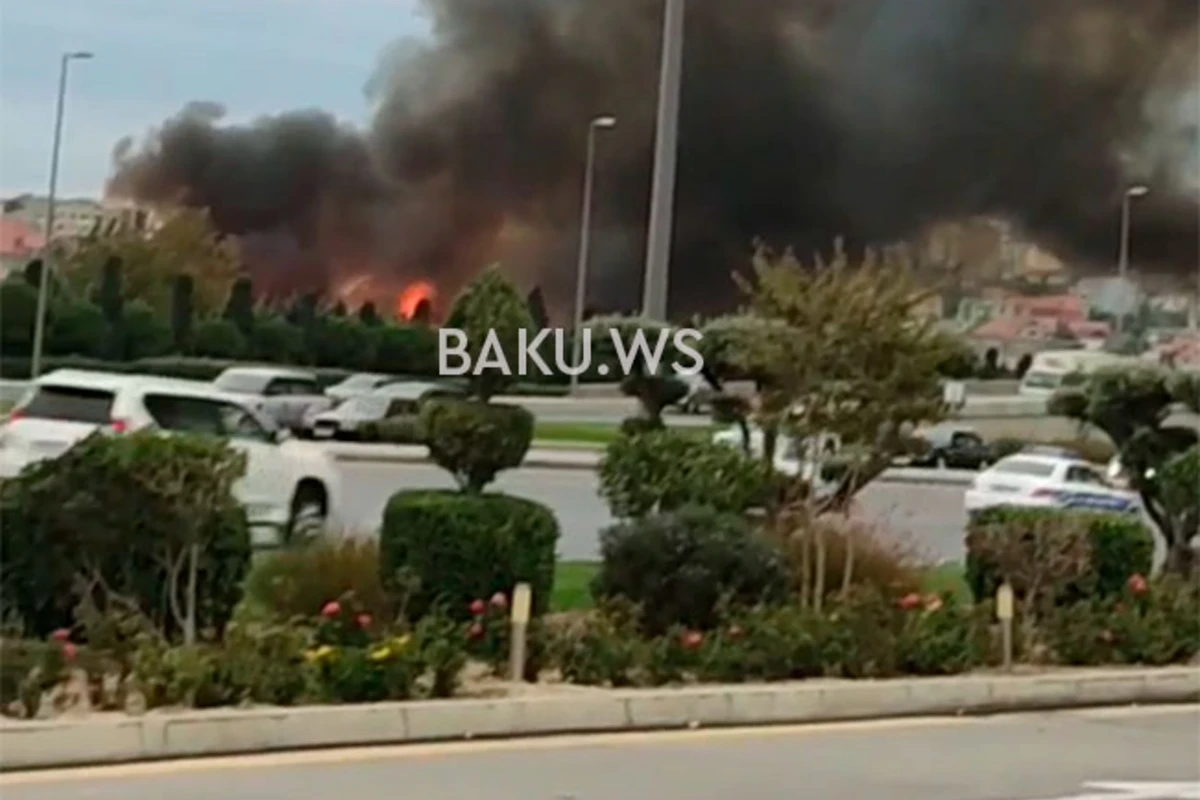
0,0,427,198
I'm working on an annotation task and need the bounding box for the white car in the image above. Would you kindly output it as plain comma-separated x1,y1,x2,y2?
212,366,334,433
0,370,342,540
964,450,1140,517
307,381,460,439
712,424,841,487
323,372,397,404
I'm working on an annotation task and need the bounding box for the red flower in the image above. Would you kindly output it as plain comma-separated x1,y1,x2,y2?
727,625,743,641
467,622,485,641
61,642,77,661
50,628,71,643
489,592,508,611
898,593,922,611
321,601,341,619
469,599,486,616
681,630,703,650
1127,573,1148,596
356,613,372,629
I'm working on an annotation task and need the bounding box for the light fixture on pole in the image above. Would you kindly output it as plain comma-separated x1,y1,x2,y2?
641,0,685,322
570,115,617,394
1115,184,1148,336
30,50,95,379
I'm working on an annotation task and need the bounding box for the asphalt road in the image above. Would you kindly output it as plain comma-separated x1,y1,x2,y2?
337,462,968,562
4,706,1196,799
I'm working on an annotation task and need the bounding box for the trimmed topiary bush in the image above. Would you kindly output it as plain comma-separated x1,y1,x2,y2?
592,505,791,634
599,428,771,519
965,507,1153,606
420,398,534,491
380,490,559,621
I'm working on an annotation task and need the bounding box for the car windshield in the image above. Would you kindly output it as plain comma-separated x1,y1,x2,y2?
213,372,266,394
991,458,1058,478
343,395,390,416
1021,372,1061,390
18,385,115,424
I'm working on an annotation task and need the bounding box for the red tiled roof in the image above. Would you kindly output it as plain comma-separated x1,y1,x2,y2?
0,217,44,256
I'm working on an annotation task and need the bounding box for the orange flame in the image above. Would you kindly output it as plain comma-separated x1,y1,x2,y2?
397,280,436,320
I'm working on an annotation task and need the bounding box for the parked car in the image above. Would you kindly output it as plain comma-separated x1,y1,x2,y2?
712,424,841,488
963,449,1139,517
324,373,397,404
306,381,463,440
0,369,342,539
212,367,333,433
905,425,992,470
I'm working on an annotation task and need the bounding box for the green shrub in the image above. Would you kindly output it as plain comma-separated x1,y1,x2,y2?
48,299,110,359
374,324,439,376
192,317,246,359
443,266,536,400
380,490,559,621
0,432,252,640
243,539,393,623
599,428,770,518
420,399,534,491
1044,574,1200,666
359,415,425,445
965,507,1153,607
592,506,791,634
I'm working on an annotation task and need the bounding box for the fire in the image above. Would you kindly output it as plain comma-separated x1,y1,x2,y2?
397,280,436,320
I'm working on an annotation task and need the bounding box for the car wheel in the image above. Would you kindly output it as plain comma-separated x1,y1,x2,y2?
287,480,328,544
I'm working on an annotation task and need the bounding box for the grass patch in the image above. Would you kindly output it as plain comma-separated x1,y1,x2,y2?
552,561,600,611
921,562,971,605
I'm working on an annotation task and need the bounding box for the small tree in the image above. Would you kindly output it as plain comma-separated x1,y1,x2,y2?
170,274,195,353
714,241,952,609
358,301,381,327
222,274,256,340
526,286,550,329
96,256,125,360
443,265,536,401
1050,366,1200,574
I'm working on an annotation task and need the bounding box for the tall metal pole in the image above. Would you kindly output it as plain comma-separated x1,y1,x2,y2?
641,0,685,322
1115,185,1147,337
31,52,92,378
571,117,616,394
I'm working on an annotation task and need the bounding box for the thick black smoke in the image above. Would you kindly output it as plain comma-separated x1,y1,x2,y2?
108,0,1199,318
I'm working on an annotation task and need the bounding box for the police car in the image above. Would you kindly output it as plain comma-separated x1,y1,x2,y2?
964,447,1140,517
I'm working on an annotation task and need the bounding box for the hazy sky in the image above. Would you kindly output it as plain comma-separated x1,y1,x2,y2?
0,0,426,198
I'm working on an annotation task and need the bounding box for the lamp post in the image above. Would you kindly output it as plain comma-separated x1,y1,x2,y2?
1115,184,1148,336
570,115,617,394
30,50,94,379
641,0,685,322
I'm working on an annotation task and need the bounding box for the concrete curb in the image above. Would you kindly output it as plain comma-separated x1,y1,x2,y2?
1,668,1195,771
326,445,978,487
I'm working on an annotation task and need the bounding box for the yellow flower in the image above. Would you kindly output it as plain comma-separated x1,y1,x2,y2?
368,646,392,662
304,645,336,664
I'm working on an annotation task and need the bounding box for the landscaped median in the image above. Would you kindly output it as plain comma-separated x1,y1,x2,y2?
2,667,1197,771
321,442,982,486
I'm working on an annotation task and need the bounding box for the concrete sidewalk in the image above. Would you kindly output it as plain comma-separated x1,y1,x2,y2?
322,442,979,487
1,668,1195,771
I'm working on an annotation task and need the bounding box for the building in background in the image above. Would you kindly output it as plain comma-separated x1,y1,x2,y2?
0,216,45,278
1,194,162,243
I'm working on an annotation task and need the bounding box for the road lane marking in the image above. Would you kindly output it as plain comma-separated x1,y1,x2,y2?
2,704,1194,787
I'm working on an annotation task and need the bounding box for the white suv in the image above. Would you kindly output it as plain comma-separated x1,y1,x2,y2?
0,370,342,541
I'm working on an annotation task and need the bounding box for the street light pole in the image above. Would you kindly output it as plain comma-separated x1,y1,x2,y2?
1115,184,1148,336
30,51,93,379
570,116,617,395
641,0,685,322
